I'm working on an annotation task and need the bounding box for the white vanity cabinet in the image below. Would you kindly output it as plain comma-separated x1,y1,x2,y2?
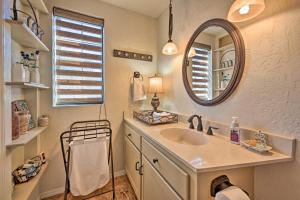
124,126,142,199
123,116,295,200
124,124,188,200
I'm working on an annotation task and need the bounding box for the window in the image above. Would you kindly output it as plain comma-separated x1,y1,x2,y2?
191,43,212,100
52,8,104,106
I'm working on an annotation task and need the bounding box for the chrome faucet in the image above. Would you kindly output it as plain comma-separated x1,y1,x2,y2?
188,115,203,132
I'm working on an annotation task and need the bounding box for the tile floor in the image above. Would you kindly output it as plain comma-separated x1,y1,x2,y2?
43,175,137,200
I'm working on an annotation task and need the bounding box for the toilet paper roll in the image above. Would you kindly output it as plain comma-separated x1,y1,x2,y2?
215,186,250,200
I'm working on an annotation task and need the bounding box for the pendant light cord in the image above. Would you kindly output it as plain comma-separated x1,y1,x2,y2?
168,0,173,42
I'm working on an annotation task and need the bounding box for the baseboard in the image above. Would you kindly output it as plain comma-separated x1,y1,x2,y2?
114,169,126,177
40,169,126,199
40,187,65,199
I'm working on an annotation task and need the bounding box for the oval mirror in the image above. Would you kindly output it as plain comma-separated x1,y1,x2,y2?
182,19,245,106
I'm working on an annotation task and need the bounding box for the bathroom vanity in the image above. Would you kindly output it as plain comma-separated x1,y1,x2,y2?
123,116,294,200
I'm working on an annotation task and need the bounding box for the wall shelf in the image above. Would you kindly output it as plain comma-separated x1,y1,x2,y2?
213,66,234,72
6,20,49,52
5,82,50,89
20,0,49,14
213,44,234,52
6,126,48,148
12,162,49,200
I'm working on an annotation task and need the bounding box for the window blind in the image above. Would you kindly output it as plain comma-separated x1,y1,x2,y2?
191,43,211,100
53,8,104,106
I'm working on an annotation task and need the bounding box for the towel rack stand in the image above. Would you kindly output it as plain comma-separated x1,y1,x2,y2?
60,120,115,200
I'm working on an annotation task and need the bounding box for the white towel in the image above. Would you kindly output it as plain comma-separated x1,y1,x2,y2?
153,112,170,122
69,137,109,196
215,186,250,200
132,78,146,102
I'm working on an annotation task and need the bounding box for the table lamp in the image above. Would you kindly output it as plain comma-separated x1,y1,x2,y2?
148,75,163,112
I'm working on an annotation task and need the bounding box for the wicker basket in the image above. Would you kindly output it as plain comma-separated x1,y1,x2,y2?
133,110,178,125
13,111,29,137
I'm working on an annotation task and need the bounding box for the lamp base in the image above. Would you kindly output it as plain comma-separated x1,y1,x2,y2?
151,93,160,112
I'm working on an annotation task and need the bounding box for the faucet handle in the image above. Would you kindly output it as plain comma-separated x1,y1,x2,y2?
207,126,219,135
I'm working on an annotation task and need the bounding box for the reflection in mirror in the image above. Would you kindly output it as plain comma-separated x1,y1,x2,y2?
187,26,235,101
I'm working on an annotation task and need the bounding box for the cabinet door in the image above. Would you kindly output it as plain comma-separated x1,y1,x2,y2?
142,156,181,200
125,137,141,199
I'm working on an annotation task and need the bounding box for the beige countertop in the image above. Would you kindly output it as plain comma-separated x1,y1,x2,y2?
124,116,293,173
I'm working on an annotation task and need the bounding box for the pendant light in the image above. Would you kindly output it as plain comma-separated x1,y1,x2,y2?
228,0,265,22
162,0,178,55
188,47,196,58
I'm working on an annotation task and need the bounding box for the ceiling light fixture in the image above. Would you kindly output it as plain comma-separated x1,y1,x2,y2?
188,47,196,58
162,0,178,55
239,4,250,15
228,0,265,22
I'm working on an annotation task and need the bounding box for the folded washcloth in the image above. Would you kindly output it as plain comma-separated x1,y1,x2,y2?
152,112,171,123
153,112,170,118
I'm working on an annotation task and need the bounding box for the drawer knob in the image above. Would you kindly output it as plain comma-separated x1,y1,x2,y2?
128,133,132,137
153,158,158,164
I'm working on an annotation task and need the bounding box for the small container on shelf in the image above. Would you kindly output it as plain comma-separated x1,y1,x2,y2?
17,111,29,135
30,67,40,83
12,63,26,82
12,100,35,130
29,51,40,83
38,115,49,127
12,111,20,140
12,111,29,140
24,66,30,82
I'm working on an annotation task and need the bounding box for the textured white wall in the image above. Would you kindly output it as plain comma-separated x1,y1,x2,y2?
39,0,157,194
158,0,300,139
157,0,300,199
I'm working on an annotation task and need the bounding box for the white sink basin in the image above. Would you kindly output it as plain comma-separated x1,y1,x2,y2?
160,128,208,146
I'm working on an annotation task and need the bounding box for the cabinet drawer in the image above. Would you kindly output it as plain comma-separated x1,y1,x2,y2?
142,139,189,200
125,125,141,150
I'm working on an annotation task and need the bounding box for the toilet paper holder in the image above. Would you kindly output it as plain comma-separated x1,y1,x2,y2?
210,175,249,197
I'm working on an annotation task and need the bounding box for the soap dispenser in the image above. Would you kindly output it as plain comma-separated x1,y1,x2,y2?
230,117,240,144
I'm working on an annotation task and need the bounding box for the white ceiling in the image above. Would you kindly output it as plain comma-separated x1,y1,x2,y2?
98,0,170,18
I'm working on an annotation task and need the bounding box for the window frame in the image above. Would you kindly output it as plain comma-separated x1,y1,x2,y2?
52,7,105,107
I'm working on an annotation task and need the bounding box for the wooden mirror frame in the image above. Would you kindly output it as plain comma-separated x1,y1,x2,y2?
182,18,245,106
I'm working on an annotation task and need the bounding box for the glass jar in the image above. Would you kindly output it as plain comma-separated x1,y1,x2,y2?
30,67,40,83
24,66,30,82
12,63,26,82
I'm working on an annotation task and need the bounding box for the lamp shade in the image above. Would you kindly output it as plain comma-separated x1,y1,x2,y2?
228,0,265,22
162,41,178,55
149,75,163,94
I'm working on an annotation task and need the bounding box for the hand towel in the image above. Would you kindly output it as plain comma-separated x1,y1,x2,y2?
153,112,170,122
132,78,146,102
69,137,109,196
